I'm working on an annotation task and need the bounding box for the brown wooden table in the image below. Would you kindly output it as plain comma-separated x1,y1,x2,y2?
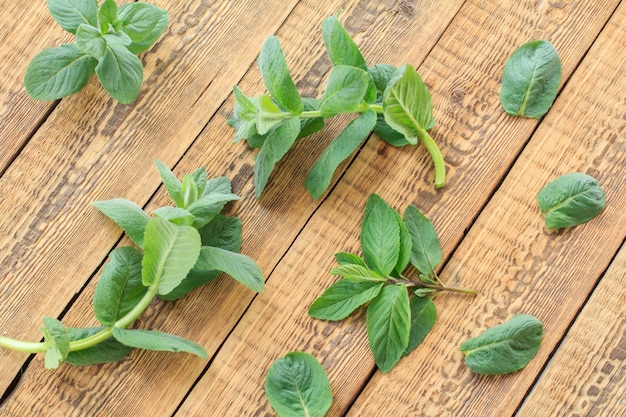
0,1,624,415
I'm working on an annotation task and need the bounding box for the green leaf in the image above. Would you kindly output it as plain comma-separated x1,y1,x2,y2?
103,31,132,47
189,166,207,196
254,116,301,198
181,174,199,207
120,5,169,54
116,2,167,42
93,247,146,327
76,23,106,59
194,246,264,293
373,114,410,147
187,193,240,229
153,206,194,226
141,217,201,295
98,0,118,33
460,314,543,375
334,252,366,267
500,40,561,118
96,42,143,104
201,176,233,198
24,44,98,101
65,327,132,366
366,285,410,373
197,214,242,252
41,317,70,369
111,328,207,359
320,65,370,118
368,64,397,96
297,98,325,139
154,159,184,207
403,297,436,355
383,64,435,145
305,110,376,199
361,194,400,277
259,36,303,114
230,86,258,143
93,198,150,248
536,172,606,229
47,0,98,34
404,205,441,274
309,279,383,321
321,15,367,70
330,264,386,282
394,210,411,275
256,94,285,135
265,352,332,417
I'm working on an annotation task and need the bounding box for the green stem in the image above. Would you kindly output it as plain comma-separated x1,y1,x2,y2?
272,103,385,120
391,278,476,295
415,125,446,189
0,337,49,353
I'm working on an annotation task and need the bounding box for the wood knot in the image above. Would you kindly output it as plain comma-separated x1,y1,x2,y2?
450,88,466,105
399,0,417,16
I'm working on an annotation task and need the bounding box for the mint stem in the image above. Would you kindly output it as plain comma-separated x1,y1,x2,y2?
390,278,476,295
415,125,446,189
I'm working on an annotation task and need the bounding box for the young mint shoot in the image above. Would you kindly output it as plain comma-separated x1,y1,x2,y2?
229,14,446,199
0,160,264,369
24,0,169,104
308,194,475,373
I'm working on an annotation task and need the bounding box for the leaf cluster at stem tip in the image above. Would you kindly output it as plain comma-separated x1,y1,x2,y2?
24,0,169,103
308,194,475,373
229,13,447,200
0,160,264,369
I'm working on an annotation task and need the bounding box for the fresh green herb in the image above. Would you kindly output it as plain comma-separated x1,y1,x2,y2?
309,194,475,373
229,14,446,199
537,172,606,229
0,160,264,369
500,40,562,118
460,314,543,375
265,351,332,417
24,0,168,104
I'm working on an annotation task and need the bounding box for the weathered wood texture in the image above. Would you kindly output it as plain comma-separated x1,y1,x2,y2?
0,0,624,416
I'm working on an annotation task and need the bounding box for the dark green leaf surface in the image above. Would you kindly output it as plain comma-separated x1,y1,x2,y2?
305,110,376,199
75,24,106,59
154,159,184,207
460,314,543,375
536,172,606,229
265,352,332,417
117,3,167,42
197,214,242,252
65,327,132,366
119,3,169,54
111,328,208,359
330,264,386,282
194,246,264,293
366,285,410,373
500,40,561,118
93,247,146,327
361,194,400,277
404,205,441,274
96,42,143,104
368,64,397,95
41,317,70,369
321,15,367,70
319,65,369,117
309,279,383,321
24,44,97,101
403,297,436,355
93,198,150,248
394,211,411,275
373,114,410,147
259,36,303,114
47,0,98,34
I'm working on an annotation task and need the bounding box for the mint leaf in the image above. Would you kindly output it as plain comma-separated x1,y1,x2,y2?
93,247,146,327
259,36,303,114
96,41,143,104
65,327,132,366
334,252,366,267
187,193,240,229
230,86,258,143
76,23,106,59
154,159,184,207
197,214,242,251
361,194,400,277
119,3,168,54
111,328,208,359
41,317,70,369
309,279,383,321
47,0,98,34
194,246,264,293
305,110,376,199
330,264,386,282
394,210,411,275
404,205,442,274
98,0,118,33
152,206,194,226
320,65,369,117
24,44,97,101
403,297,436,356
368,64,397,96
321,14,367,70
93,198,150,248
265,352,332,417
116,2,167,42
366,285,410,373
255,94,284,135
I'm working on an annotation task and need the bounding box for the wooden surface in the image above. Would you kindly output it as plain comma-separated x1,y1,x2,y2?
0,0,624,416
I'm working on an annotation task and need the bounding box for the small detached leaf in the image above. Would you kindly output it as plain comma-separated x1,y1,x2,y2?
265,352,332,417
320,65,370,117
500,40,561,118
536,172,606,229
93,198,150,248
460,314,543,375
404,205,442,275
47,0,98,34
259,36,303,114
65,327,132,366
41,317,70,369
361,194,400,277
111,328,207,359
309,279,383,321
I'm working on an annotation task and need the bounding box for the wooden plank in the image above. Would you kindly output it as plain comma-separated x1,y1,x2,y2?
517,243,626,417
0,0,302,395
174,1,624,416
0,0,466,415
347,4,626,416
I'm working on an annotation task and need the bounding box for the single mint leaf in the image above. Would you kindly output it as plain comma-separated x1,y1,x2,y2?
305,110,376,199
254,117,301,198
181,174,199,207
111,328,208,359
96,42,143,104
65,327,132,366
330,264,386,282
403,297,436,356
189,166,207,196
93,198,150,248
93,247,146,327
334,252,367,267
41,317,70,369
194,246,264,293
394,210,411,275
383,64,435,145
536,172,606,229
404,205,442,275
24,44,97,101
98,0,118,33
265,352,332,417
256,94,284,135
76,24,106,59
197,214,242,252
366,285,410,373
259,36,303,114
153,206,194,226
141,217,201,295
319,65,370,118
321,15,367,70
116,2,167,42
154,159,183,207
47,0,98,34
460,314,543,375
201,176,233,198
500,40,561,118
309,279,383,321
119,4,169,54
368,64,397,96
361,194,400,277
